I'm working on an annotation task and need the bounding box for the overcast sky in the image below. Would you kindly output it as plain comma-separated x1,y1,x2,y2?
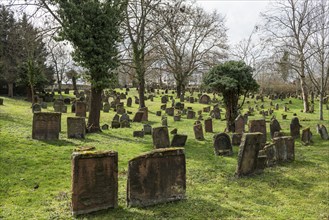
196,0,270,45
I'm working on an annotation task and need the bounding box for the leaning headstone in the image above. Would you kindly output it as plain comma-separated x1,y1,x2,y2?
143,124,152,135
213,133,233,156
272,136,295,162
235,115,245,133
204,118,213,133
235,132,263,177
152,126,170,148
270,118,281,139
75,101,87,118
301,127,312,145
71,151,118,216
290,117,302,139
67,117,86,139
127,148,186,207
32,103,41,113
171,134,188,147
193,123,204,140
139,107,148,121
248,119,267,145
317,124,329,140
32,112,61,140
133,111,144,122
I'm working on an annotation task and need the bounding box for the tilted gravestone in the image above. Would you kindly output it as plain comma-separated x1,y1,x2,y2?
67,117,86,139
193,123,204,140
204,118,213,133
317,124,329,140
213,133,233,156
71,151,118,216
32,112,61,140
171,134,188,147
199,94,211,104
290,117,302,139
139,107,148,121
235,132,263,177
116,104,126,115
248,119,267,145
301,127,312,145
272,136,295,162
235,114,245,133
75,101,87,118
127,148,186,207
270,118,281,139
133,111,144,122
152,126,170,148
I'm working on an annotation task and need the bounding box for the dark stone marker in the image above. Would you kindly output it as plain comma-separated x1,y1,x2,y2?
235,114,245,133
111,121,120,129
156,111,162,116
32,112,61,140
139,107,148,121
199,94,211,104
101,124,109,130
0,98,3,105
75,101,87,118
204,118,213,133
174,115,181,121
171,134,188,147
272,136,295,162
127,97,132,107
248,119,267,145
210,107,221,119
143,124,152,135
235,132,263,177
133,131,144,138
152,126,170,148
317,124,329,140
263,143,276,167
32,103,41,113
166,107,175,116
127,148,186,207
161,95,168,104
193,123,204,140
290,117,302,139
213,133,233,156
231,133,243,146
187,110,196,119
270,118,281,139
67,117,86,139
133,111,144,122
71,151,118,216
103,103,111,113
203,106,211,112
301,127,312,145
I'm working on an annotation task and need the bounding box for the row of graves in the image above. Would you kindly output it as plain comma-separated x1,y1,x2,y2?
29,89,329,216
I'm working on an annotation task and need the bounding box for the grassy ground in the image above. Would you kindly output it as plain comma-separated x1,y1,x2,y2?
0,90,328,220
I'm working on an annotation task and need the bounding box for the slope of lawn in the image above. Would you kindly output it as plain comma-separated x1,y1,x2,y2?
0,90,328,220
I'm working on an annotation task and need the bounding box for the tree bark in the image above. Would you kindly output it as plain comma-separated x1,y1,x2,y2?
87,87,102,133
72,76,78,92
224,92,238,132
7,82,14,97
300,75,309,112
138,77,146,108
176,82,182,98
319,92,323,120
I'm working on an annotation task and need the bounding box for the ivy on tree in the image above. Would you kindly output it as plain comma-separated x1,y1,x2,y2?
203,60,259,132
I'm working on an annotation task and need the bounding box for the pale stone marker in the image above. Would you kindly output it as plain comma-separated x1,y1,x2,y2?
32,112,61,140
235,114,245,133
67,117,86,139
152,126,170,148
213,133,233,156
75,101,86,117
272,136,295,162
317,124,329,140
71,151,118,216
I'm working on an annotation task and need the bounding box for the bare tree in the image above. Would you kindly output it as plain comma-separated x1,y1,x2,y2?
155,1,227,97
262,0,319,113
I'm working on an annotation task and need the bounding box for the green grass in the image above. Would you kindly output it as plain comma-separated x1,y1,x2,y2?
0,90,328,220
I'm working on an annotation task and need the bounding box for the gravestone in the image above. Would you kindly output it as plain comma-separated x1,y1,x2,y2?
75,101,87,118
64,88,70,94
161,95,168,104
101,124,109,130
71,103,76,113
152,126,170,148
64,98,71,105
290,117,302,139
199,94,211,104
231,133,243,146
127,97,132,107
203,106,211,113
143,124,152,135
272,136,295,162
270,118,281,139
187,110,196,119
204,118,213,133
275,103,279,110
53,99,64,113
67,117,86,139
120,113,130,123
193,123,204,140
171,134,188,147
133,131,144,138
103,103,111,113
133,111,144,122
235,115,245,133
235,132,263,177
161,117,168,127
213,133,233,156
161,104,167,110
156,111,162,116
317,124,329,140
189,97,194,103
32,103,41,113
301,127,312,145
165,107,175,116
263,143,276,167
174,115,181,121
0,98,3,105
211,107,221,119
127,148,186,207
139,107,148,121
32,112,61,140
248,119,267,145
116,104,125,115
71,151,118,216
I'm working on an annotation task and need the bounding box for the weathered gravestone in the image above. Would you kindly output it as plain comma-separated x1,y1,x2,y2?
301,127,312,145
75,101,87,118
171,134,188,147
116,104,125,115
32,103,41,113
103,103,111,113
41,102,47,109
162,117,168,127
152,126,170,148
270,118,281,139
290,117,302,139
231,133,243,146
133,111,144,122
204,118,213,133
248,119,267,145
32,112,61,140
161,95,168,104
174,115,181,121
67,117,86,139
235,114,245,133
317,124,329,140
187,110,196,119
71,151,118,216
165,107,175,116
193,123,204,140
101,124,109,130
199,94,211,104
272,136,295,162
53,99,65,113
127,97,132,107
0,98,3,105
263,143,276,167
127,148,186,207
211,107,221,119
139,107,148,121
133,130,144,138
213,133,233,156
143,124,152,135
235,132,263,177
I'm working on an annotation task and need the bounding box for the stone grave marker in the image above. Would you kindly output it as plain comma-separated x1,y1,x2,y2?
133,130,144,138
32,103,41,113
213,133,233,156
32,112,61,140
143,124,152,135
210,107,221,119
187,110,196,119
270,118,281,139
152,126,170,148
301,127,312,145
235,132,263,177
204,118,213,133
263,143,276,167
193,123,204,140
317,124,329,140
203,106,211,113
101,124,109,130
116,104,125,115
103,103,111,113
162,117,168,127
41,102,47,109
174,115,181,121
231,133,243,146
171,134,188,147
272,136,295,162
165,107,175,116
189,97,194,103
53,99,64,112
248,119,267,145
161,104,167,110
161,95,168,104
71,151,118,216
133,111,144,122
139,107,148,121
127,148,186,207
67,117,86,138
156,111,161,116
75,101,87,118
290,117,302,139
235,114,245,133
127,97,132,107
0,98,3,105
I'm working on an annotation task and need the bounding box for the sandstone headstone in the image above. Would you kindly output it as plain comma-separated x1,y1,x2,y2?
270,118,281,139
139,107,148,121
248,119,267,145
143,124,152,135
171,134,188,147
290,117,301,139
301,127,312,145
263,143,276,167
165,107,175,116
127,97,132,107
199,94,211,104
53,99,64,112
231,133,243,146
235,115,245,133
187,110,195,119
75,101,86,118
213,133,233,156
152,127,170,148
272,136,295,162
161,95,168,104
103,103,111,112
32,103,41,113
101,124,109,130
32,112,61,140
67,117,86,138
174,115,181,121
193,123,204,140
317,124,329,140
204,118,213,133
210,107,221,119
71,151,118,216
133,111,144,122
127,148,186,207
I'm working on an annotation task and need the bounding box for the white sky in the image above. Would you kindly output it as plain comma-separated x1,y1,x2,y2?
196,0,270,45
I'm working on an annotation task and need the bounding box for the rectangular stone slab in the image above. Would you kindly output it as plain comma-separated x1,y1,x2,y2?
71,151,118,216
32,112,61,140
127,148,186,207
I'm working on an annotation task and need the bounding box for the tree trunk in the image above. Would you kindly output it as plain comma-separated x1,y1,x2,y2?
26,87,32,102
30,85,35,105
139,77,146,108
225,93,238,132
300,76,309,112
176,80,183,98
7,82,14,97
87,87,102,133
58,80,62,94
319,92,323,120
